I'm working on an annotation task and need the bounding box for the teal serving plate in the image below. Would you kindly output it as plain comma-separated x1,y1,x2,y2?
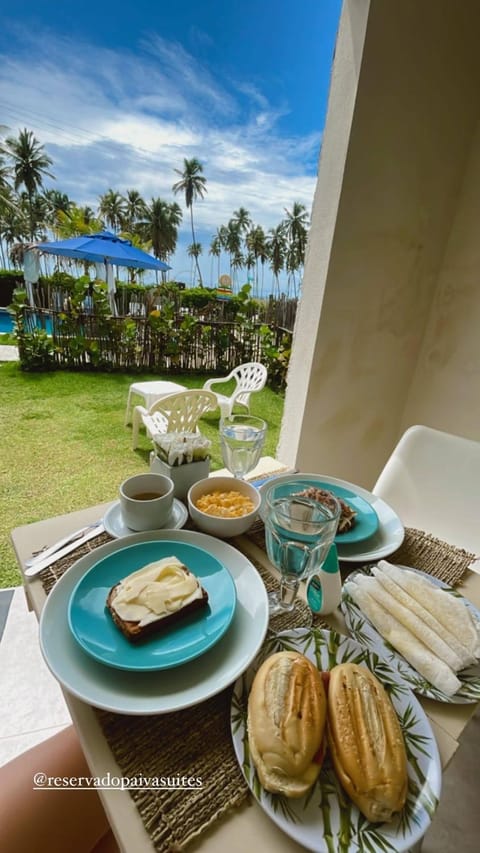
314,480,379,544
68,540,236,671
260,476,379,545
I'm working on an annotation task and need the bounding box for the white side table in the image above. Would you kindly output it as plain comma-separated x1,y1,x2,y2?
124,380,187,425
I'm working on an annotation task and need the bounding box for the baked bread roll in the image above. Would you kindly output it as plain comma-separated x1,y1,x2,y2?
247,651,327,797
327,663,408,822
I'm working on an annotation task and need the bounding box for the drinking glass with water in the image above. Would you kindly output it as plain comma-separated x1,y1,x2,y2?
220,415,267,479
260,480,341,616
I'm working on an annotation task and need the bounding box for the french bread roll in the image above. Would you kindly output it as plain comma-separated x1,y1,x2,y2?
327,663,408,822
247,651,327,797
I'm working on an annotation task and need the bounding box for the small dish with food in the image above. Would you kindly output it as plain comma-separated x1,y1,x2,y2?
259,474,380,546
188,476,261,537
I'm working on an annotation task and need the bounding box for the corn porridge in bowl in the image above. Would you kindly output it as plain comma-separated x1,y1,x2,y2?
187,477,260,537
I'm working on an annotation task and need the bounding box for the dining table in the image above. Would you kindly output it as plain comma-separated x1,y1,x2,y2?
10,456,480,853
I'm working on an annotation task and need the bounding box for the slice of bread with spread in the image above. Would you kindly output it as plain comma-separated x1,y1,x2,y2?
106,556,209,643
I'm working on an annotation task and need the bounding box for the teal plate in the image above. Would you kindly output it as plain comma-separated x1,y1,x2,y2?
68,540,236,671
314,481,379,544
260,476,379,545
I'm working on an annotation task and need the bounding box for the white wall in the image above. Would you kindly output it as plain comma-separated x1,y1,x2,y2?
402,119,480,438
279,0,480,487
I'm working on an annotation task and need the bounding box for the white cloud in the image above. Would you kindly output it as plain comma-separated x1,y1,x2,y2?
0,23,320,288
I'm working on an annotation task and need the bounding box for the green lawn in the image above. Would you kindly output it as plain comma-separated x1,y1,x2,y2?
0,362,284,588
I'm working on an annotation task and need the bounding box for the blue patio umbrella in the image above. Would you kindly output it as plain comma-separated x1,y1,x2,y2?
35,231,171,271
35,231,171,315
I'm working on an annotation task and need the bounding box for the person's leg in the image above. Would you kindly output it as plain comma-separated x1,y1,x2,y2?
0,726,119,853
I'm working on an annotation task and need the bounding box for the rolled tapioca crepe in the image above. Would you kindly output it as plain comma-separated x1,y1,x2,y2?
356,575,464,673
344,581,462,697
378,561,480,658
371,565,475,669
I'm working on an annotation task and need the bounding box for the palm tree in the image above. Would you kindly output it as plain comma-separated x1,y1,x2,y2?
19,191,48,241
246,225,267,297
44,189,72,215
172,158,207,285
209,235,222,284
138,198,182,268
267,225,286,296
1,207,30,263
98,189,126,232
0,169,16,266
3,128,54,240
56,206,102,238
231,252,244,286
244,251,256,284
0,152,13,210
43,189,72,236
283,201,309,247
282,201,309,297
80,205,96,225
225,221,242,286
231,207,252,235
123,189,146,232
187,241,203,285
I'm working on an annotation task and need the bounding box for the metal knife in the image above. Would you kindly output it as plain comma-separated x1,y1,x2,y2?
25,523,105,577
25,521,103,568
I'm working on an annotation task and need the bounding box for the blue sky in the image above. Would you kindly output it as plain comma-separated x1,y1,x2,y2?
0,0,342,290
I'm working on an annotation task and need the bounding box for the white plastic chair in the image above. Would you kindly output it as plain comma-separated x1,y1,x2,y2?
373,425,480,557
132,389,217,450
203,362,267,419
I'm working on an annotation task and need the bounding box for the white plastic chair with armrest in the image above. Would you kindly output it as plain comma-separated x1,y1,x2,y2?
373,424,480,558
203,362,267,419
132,389,217,450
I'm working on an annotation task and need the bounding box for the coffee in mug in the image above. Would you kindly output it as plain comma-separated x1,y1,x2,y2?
119,473,174,531
130,492,163,501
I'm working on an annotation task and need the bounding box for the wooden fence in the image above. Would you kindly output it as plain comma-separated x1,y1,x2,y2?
29,282,298,332
19,307,292,378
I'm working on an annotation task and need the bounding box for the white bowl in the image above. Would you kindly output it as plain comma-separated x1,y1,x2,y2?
187,476,261,538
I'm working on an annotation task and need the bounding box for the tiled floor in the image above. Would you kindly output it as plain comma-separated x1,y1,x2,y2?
0,587,71,767
0,345,19,362
1,586,478,850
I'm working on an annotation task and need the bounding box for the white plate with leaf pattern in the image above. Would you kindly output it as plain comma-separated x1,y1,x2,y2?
342,566,480,703
231,628,441,853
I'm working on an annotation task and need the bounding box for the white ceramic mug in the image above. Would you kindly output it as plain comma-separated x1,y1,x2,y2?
119,473,174,531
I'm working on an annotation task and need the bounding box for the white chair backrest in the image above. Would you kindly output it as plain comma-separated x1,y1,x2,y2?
233,362,267,392
373,424,480,554
146,389,217,436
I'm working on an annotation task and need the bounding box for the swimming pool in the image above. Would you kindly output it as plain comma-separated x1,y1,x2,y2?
0,307,53,335
0,308,14,333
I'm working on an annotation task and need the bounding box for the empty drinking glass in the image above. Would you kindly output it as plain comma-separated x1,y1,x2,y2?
261,479,341,616
220,415,267,479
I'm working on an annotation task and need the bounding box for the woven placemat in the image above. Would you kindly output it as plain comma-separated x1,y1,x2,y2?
38,531,113,594
95,559,323,853
388,527,476,587
245,521,476,589
37,537,320,852
35,523,475,851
